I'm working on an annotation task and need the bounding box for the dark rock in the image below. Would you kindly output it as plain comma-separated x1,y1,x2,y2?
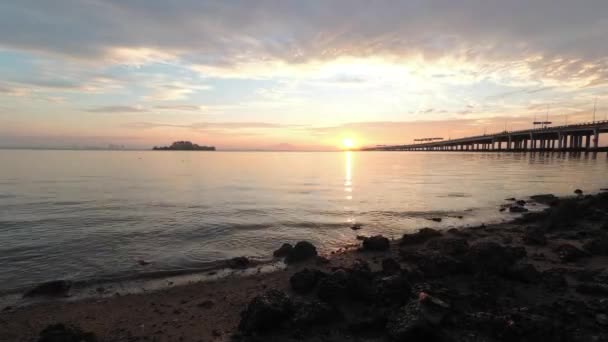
416,251,467,277
516,200,527,206
576,283,608,296
426,237,469,255
317,269,348,303
507,263,541,283
24,280,72,298
509,205,529,213
506,197,516,201
401,228,442,245
272,243,293,258
228,256,250,269
238,290,293,333
545,198,586,229
542,270,568,290
530,193,558,205
285,241,318,263
291,299,336,326
466,242,525,274
523,226,547,245
345,261,375,301
355,235,367,241
38,324,96,342
583,235,608,255
430,217,442,222
418,292,450,325
381,258,401,274
350,223,363,230
374,274,412,304
361,235,390,251
315,256,330,265
515,210,551,223
554,244,587,262
197,300,215,309
574,189,584,195
290,269,321,294
387,301,444,341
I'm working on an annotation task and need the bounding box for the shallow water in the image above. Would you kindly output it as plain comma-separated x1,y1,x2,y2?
0,150,607,292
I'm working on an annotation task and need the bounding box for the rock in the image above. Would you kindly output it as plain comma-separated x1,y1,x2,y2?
507,263,541,283
386,301,444,341
554,244,587,262
137,260,150,266
506,197,516,201
596,313,608,326
350,223,363,230
238,290,293,333
290,269,322,294
401,228,442,245
345,261,375,301
374,274,412,304
418,292,450,325
516,200,527,206
583,235,608,255
576,283,608,296
545,198,585,229
430,217,442,222
574,189,584,195
530,194,558,205
228,256,250,269
466,242,525,274
317,270,348,303
197,300,215,309
355,235,367,241
515,210,551,223
509,205,529,213
38,324,96,342
285,241,318,263
315,256,330,265
416,251,467,277
523,226,547,245
362,235,390,251
24,280,72,298
426,237,469,255
381,258,401,274
291,299,336,326
272,243,293,258
542,270,568,290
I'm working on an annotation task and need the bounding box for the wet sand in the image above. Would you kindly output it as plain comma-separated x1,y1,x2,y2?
2,192,608,341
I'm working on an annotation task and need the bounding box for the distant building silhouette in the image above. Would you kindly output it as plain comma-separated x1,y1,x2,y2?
153,141,215,151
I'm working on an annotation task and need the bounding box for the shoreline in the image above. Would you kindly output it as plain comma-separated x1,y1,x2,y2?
1,190,608,341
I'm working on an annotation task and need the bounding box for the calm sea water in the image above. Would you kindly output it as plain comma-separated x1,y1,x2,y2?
0,150,607,292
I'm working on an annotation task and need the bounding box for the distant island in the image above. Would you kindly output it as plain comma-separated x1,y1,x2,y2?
153,141,216,151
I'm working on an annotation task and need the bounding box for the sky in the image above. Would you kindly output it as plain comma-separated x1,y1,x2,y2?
1,0,607,150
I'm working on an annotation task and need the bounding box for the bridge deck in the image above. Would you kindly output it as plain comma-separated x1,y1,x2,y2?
363,121,608,152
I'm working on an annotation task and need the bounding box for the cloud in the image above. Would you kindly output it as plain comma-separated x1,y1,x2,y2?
1,1,607,85
155,105,205,111
87,105,148,113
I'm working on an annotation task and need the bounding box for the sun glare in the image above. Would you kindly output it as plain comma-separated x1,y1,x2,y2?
342,138,355,150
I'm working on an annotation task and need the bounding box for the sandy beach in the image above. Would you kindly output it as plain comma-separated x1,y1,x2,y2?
2,191,608,341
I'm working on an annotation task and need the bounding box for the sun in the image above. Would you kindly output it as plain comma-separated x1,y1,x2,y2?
342,138,356,150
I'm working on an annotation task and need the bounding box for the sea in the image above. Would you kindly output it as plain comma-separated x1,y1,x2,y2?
1,150,607,298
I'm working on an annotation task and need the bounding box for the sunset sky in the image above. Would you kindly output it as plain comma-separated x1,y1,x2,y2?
1,1,607,150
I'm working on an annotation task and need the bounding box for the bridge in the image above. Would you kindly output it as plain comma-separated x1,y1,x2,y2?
362,120,608,152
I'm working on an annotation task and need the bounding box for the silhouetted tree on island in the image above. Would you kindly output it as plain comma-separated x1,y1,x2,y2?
153,141,215,151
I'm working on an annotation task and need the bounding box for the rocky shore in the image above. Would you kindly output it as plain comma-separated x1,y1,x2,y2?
2,191,608,341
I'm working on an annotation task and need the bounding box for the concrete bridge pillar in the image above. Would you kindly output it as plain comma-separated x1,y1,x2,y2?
508,136,512,150
586,135,591,150
594,128,600,149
